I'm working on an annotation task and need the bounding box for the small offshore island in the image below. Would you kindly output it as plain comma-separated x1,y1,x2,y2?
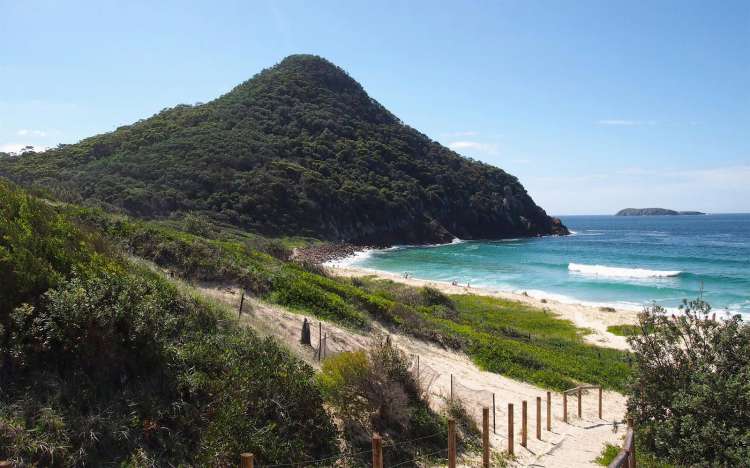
616,207,706,216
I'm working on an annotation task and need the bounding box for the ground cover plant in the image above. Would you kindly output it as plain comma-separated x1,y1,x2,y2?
0,180,338,466
65,204,630,393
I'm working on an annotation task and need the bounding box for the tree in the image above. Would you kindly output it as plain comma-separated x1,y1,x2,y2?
627,298,750,465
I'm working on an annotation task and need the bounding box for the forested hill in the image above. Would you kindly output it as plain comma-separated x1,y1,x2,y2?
0,54,567,244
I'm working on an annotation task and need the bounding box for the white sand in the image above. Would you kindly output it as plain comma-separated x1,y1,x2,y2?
198,283,631,467
329,265,639,352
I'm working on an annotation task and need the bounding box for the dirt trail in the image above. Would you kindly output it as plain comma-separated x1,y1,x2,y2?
197,285,627,467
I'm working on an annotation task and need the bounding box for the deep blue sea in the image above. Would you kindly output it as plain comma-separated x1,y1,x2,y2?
344,214,750,317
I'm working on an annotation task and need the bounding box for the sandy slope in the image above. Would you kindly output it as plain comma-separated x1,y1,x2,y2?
329,265,639,352
197,284,628,467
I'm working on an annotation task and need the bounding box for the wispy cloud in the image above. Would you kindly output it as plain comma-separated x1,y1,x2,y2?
441,130,479,138
447,140,499,155
597,119,657,126
17,129,48,137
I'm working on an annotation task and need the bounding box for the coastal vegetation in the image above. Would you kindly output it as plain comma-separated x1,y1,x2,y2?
0,55,567,245
626,299,750,466
0,180,338,466
60,200,631,392
606,324,640,336
0,180,472,466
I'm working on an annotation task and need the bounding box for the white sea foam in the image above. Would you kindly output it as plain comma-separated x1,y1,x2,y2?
322,249,376,268
568,263,682,279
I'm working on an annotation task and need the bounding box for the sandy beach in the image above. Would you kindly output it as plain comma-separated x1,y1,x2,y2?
327,264,640,351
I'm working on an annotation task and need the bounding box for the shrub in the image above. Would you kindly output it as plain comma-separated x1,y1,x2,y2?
318,337,448,466
627,299,750,466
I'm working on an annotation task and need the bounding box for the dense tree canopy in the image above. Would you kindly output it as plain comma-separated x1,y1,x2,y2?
0,55,566,244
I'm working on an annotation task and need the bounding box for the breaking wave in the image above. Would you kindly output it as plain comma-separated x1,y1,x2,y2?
568,263,682,279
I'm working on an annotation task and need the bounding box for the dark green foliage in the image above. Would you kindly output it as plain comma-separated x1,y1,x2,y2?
0,182,337,466
627,299,750,466
0,179,108,316
0,55,566,245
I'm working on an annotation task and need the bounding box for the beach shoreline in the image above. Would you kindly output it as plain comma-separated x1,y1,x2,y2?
326,262,639,351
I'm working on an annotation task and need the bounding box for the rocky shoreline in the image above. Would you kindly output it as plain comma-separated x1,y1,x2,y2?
292,243,371,264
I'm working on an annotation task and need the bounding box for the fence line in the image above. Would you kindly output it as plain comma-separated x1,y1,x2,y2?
608,418,636,468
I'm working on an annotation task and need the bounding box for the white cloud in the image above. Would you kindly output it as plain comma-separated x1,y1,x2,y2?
441,130,479,138
17,129,48,137
447,140,499,155
0,143,48,154
597,119,657,126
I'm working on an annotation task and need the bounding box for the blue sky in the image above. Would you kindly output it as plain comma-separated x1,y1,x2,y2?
2,0,748,214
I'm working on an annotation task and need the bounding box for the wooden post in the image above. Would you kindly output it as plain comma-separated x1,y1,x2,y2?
448,418,457,468
521,400,527,447
598,386,603,419
508,403,514,455
492,393,496,434
318,322,322,361
536,396,542,440
628,418,636,468
482,407,490,467
238,291,245,317
450,374,454,401
577,387,582,419
563,392,568,423
372,433,383,468
546,391,551,431
240,453,254,468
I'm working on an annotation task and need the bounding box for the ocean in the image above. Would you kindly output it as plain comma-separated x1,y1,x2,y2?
341,214,750,317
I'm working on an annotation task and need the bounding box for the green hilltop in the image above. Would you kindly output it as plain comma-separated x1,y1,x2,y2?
0,55,566,244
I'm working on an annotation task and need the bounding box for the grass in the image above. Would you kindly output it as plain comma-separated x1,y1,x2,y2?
355,278,631,392
65,204,631,392
607,324,640,336
595,443,621,465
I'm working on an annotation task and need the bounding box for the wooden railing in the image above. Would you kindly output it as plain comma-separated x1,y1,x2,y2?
608,418,636,468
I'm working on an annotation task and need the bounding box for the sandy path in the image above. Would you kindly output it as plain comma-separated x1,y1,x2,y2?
329,266,638,352
197,285,628,467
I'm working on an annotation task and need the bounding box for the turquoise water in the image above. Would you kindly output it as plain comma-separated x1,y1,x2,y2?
347,214,750,317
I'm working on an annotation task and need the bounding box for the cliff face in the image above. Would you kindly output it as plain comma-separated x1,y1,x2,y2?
616,208,706,216
0,55,567,244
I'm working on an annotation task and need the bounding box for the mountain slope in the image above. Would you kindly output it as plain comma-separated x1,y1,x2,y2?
0,54,567,244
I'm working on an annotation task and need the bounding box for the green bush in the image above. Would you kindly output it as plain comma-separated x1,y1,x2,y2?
628,299,750,465
319,338,449,466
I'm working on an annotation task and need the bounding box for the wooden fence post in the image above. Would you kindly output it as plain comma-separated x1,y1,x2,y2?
563,392,568,423
240,453,254,468
577,387,582,419
372,433,383,468
416,354,420,382
238,291,245,317
521,400,527,447
482,407,490,467
628,417,636,468
317,322,322,361
599,386,603,419
508,403,514,455
546,391,551,431
448,418,457,468
536,396,542,440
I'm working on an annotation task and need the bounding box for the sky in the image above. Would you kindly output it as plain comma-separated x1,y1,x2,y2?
1,0,748,215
